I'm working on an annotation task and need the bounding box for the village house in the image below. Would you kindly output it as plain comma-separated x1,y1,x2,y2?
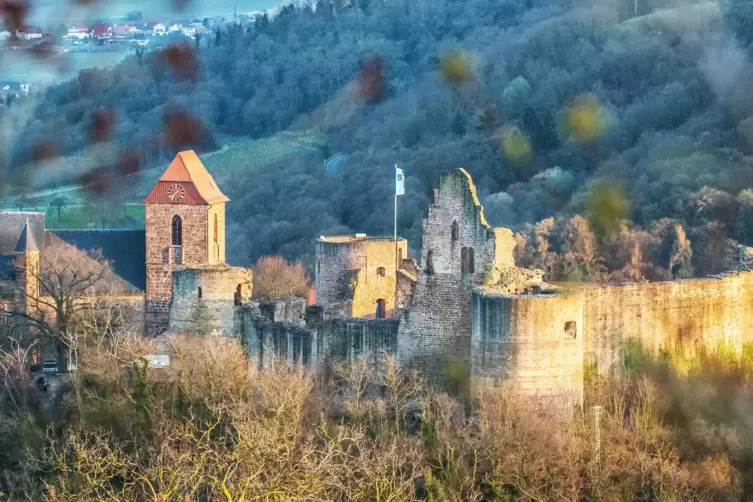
91,23,112,40
112,24,143,39
151,23,167,36
65,23,89,41
68,23,89,34
17,26,43,40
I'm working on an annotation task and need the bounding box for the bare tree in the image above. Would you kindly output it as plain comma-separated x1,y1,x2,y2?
8,244,113,369
252,255,310,301
133,44,146,66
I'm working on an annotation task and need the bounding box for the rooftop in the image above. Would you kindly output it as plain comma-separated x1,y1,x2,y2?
143,150,229,205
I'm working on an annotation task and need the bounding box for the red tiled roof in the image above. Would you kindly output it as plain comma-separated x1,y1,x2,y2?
142,150,229,205
92,23,111,35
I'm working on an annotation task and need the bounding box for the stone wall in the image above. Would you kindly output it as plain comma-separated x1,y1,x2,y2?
238,303,399,371
582,271,753,371
467,269,753,405
145,202,226,335
397,169,511,386
471,288,584,406
168,265,252,336
317,318,400,369
246,321,317,369
257,296,307,325
315,236,408,318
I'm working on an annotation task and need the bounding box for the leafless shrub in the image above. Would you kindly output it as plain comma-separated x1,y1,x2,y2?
252,255,310,301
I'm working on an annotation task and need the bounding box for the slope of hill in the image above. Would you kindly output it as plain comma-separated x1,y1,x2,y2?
6,0,753,278
2,131,323,229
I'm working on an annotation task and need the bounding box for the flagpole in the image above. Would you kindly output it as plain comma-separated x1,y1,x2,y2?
394,165,399,285
394,193,398,242
394,164,399,242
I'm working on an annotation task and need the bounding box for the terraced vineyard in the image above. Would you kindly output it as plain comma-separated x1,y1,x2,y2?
203,130,325,180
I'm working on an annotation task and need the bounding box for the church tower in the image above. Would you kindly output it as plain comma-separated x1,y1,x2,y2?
142,150,229,336
13,220,40,318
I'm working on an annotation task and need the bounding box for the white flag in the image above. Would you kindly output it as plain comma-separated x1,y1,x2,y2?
395,165,405,196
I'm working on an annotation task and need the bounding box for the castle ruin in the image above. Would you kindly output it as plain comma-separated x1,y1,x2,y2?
4,150,753,407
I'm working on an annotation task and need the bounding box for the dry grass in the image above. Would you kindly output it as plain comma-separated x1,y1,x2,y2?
1,336,752,501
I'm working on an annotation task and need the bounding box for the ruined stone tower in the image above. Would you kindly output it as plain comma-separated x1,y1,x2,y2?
315,235,410,318
397,169,515,387
168,266,252,336
142,150,229,336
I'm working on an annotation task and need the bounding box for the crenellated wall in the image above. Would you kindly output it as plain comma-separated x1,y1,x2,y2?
472,288,584,406
238,303,399,372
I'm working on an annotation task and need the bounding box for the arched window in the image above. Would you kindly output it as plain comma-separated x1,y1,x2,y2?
377,267,386,277
397,248,403,265
198,287,202,298
461,247,475,274
171,215,182,246
426,250,434,275
213,213,218,243
451,220,459,241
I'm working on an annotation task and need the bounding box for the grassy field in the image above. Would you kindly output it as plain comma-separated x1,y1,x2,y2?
43,203,145,229
203,131,325,179
2,130,324,229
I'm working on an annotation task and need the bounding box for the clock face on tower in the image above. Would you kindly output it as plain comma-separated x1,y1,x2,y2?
167,183,186,202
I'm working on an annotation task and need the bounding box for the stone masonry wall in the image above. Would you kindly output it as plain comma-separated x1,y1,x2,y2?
168,265,252,336
238,303,399,372
145,203,222,335
398,169,508,386
316,237,408,318
317,318,400,370
471,289,584,406
583,270,753,372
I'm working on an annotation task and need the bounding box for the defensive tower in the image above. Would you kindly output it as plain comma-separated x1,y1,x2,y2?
142,150,229,335
315,235,409,318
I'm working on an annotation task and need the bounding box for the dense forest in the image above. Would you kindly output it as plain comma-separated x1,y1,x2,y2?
8,0,753,280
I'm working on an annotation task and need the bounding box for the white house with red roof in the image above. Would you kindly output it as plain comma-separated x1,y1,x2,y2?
91,23,112,39
69,22,89,33
17,26,43,40
66,22,89,40
112,24,133,38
